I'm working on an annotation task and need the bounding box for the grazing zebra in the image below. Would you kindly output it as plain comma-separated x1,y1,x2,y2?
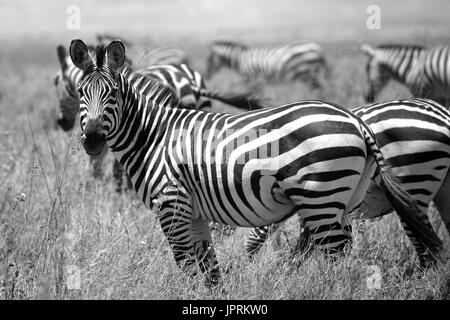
245,98,450,261
206,41,328,87
69,39,442,285
361,44,450,107
54,45,261,131
97,33,189,67
138,64,263,110
414,46,450,107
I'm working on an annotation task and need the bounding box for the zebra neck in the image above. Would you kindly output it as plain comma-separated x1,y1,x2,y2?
217,45,246,70
381,48,423,85
107,74,183,205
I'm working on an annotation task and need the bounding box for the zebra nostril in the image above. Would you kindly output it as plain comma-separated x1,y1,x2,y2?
83,131,106,156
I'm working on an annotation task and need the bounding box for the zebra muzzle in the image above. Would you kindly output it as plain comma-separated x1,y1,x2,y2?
82,119,106,156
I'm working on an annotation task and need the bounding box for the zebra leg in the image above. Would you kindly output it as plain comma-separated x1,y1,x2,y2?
191,219,221,287
245,222,282,258
433,170,450,237
157,196,221,287
112,159,124,192
158,201,198,278
307,219,351,255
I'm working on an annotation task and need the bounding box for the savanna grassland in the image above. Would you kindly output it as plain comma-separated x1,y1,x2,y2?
1,31,450,300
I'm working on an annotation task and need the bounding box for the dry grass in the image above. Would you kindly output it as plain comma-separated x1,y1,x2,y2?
0,35,449,300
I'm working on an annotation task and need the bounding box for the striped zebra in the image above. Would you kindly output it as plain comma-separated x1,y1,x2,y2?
414,46,450,108
206,41,328,87
137,64,263,110
69,39,442,285
361,44,450,107
55,45,261,132
54,44,261,189
245,98,450,262
97,33,189,67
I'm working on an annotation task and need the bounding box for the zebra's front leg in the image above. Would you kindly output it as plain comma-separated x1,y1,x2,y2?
157,199,221,287
191,219,221,286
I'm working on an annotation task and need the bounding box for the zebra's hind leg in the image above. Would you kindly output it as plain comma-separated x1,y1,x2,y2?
432,169,450,237
245,223,281,258
303,216,351,257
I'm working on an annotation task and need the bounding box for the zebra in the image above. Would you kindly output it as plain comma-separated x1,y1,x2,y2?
361,43,450,107
137,64,263,110
414,46,450,108
54,44,262,189
97,33,189,67
54,45,262,132
245,98,450,261
69,39,442,286
206,40,328,87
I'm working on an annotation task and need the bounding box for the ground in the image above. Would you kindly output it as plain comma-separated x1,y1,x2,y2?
1,1,450,300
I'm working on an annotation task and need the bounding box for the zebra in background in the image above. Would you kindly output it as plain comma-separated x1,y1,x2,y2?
206,41,328,88
138,64,263,110
55,44,262,131
361,43,450,107
69,39,442,286
97,33,189,67
245,98,450,262
414,46,450,107
54,44,262,189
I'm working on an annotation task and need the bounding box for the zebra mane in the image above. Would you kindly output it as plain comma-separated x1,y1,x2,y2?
94,44,107,69
378,44,425,51
131,72,194,110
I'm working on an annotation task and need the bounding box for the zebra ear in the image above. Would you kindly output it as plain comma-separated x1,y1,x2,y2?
56,45,68,72
106,40,126,71
69,39,93,71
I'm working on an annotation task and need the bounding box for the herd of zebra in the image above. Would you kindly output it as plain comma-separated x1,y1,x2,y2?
53,34,450,286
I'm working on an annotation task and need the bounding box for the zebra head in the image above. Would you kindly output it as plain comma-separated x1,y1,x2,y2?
361,44,426,103
54,45,80,131
69,39,126,156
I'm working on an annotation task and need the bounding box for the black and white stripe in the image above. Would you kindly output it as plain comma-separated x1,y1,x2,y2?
206,41,328,87
360,44,426,103
54,44,261,189
245,98,450,260
96,33,189,67
415,46,450,107
361,44,450,107
70,39,442,285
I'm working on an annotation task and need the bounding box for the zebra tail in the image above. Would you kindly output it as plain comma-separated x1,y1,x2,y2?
359,121,443,261
360,43,377,57
199,89,266,110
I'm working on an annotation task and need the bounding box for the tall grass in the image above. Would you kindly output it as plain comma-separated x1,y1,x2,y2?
0,36,449,299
